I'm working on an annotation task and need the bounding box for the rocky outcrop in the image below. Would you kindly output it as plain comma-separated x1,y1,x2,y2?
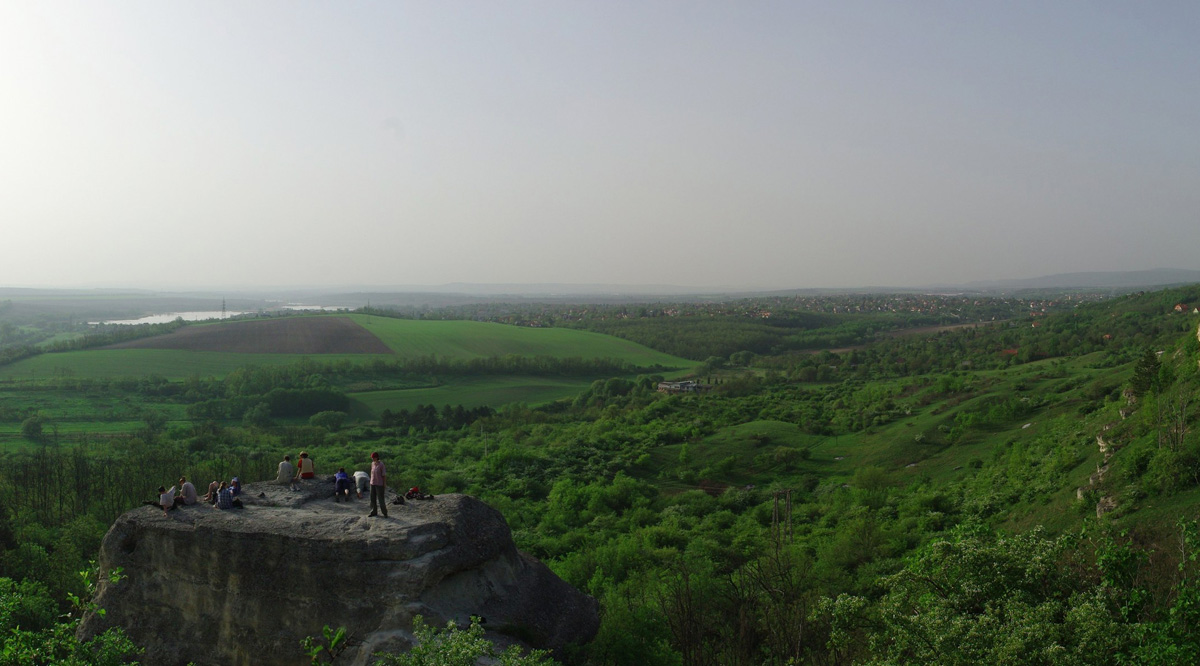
78,480,598,666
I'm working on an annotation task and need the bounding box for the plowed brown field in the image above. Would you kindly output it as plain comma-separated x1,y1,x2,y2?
103,316,393,354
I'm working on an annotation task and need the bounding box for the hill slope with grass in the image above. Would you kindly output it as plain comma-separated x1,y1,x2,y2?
350,314,689,366
0,314,694,381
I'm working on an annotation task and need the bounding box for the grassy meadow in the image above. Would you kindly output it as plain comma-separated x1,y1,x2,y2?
0,314,696,446
348,376,598,417
349,315,690,366
0,349,388,381
0,315,693,381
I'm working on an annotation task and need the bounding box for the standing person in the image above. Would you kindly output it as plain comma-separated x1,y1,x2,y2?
277,455,296,489
368,452,388,518
174,477,197,507
296,451,316,481
353,470,369,499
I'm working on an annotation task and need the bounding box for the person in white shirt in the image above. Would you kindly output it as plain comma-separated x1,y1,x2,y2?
353,470,369,499
174,477,198,507
156,486,176,517
277,455,296,489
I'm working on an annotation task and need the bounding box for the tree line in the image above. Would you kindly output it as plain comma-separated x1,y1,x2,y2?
379,404,496,432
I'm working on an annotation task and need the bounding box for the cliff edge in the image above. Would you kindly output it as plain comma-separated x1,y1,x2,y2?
77,480,598,666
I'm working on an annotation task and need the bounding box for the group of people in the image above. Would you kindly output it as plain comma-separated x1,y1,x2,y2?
146,474,242,516
277,451,392,518
149,451,399,519
203,477,244,510
274,451,316,490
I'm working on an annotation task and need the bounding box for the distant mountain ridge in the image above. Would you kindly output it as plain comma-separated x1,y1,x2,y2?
5,269,1199,302
953,268,1200,291
274,269,1200,298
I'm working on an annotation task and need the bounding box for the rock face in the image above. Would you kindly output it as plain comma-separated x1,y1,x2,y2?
78,480,598,666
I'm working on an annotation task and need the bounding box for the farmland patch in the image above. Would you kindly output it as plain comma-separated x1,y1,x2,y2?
103,316,392,354
348,376,594,415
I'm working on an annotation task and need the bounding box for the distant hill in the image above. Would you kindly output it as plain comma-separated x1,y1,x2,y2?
956,268,1200,292
6,269,1199,309
323,270,1200,300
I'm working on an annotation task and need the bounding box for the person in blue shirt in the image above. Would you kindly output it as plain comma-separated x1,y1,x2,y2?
334,468,353,502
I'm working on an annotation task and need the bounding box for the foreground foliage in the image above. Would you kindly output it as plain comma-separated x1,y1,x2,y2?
373,616,557,666
0,567,140,666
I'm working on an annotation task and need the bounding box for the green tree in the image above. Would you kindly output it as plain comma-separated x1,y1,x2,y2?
20,416,44,442
1132,348,1161,397
242,403,272,428
372,616,558,666
0,566,142,666
866,526,1132,665
309,411,347,432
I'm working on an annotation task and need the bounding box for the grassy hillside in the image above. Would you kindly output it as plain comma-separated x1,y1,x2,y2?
0,349,384,381
0,315,697,446
3,287,1200,664
348,376,597,417
350,314,690,367
0,314,694,381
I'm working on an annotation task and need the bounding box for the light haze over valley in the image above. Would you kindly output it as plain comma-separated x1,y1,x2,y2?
6,6,1200,663
2,2,1197,292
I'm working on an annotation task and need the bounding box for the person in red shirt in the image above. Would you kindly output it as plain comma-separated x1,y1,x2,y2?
296,451,316,480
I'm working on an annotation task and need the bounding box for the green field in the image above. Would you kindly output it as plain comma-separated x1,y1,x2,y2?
0,316,697,442
349,315,690,366
349,376,596,416
0,315,694,381
0,349,387,381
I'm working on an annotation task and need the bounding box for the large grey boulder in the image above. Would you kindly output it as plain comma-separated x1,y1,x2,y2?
78,480,598,666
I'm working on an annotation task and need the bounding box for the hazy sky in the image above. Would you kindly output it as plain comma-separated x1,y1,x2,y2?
2,2,1198,290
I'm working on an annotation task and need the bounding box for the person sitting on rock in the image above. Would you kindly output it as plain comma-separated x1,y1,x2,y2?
277,455,296,489
214,481,242,510
230,477,242,497
203,479,221,504
334,468,353,502
353,470,369,499
296,451,316,481
173,477,197,507
147,485,175,517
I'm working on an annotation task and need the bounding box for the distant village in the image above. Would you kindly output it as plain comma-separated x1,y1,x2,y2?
403,292,1117,329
